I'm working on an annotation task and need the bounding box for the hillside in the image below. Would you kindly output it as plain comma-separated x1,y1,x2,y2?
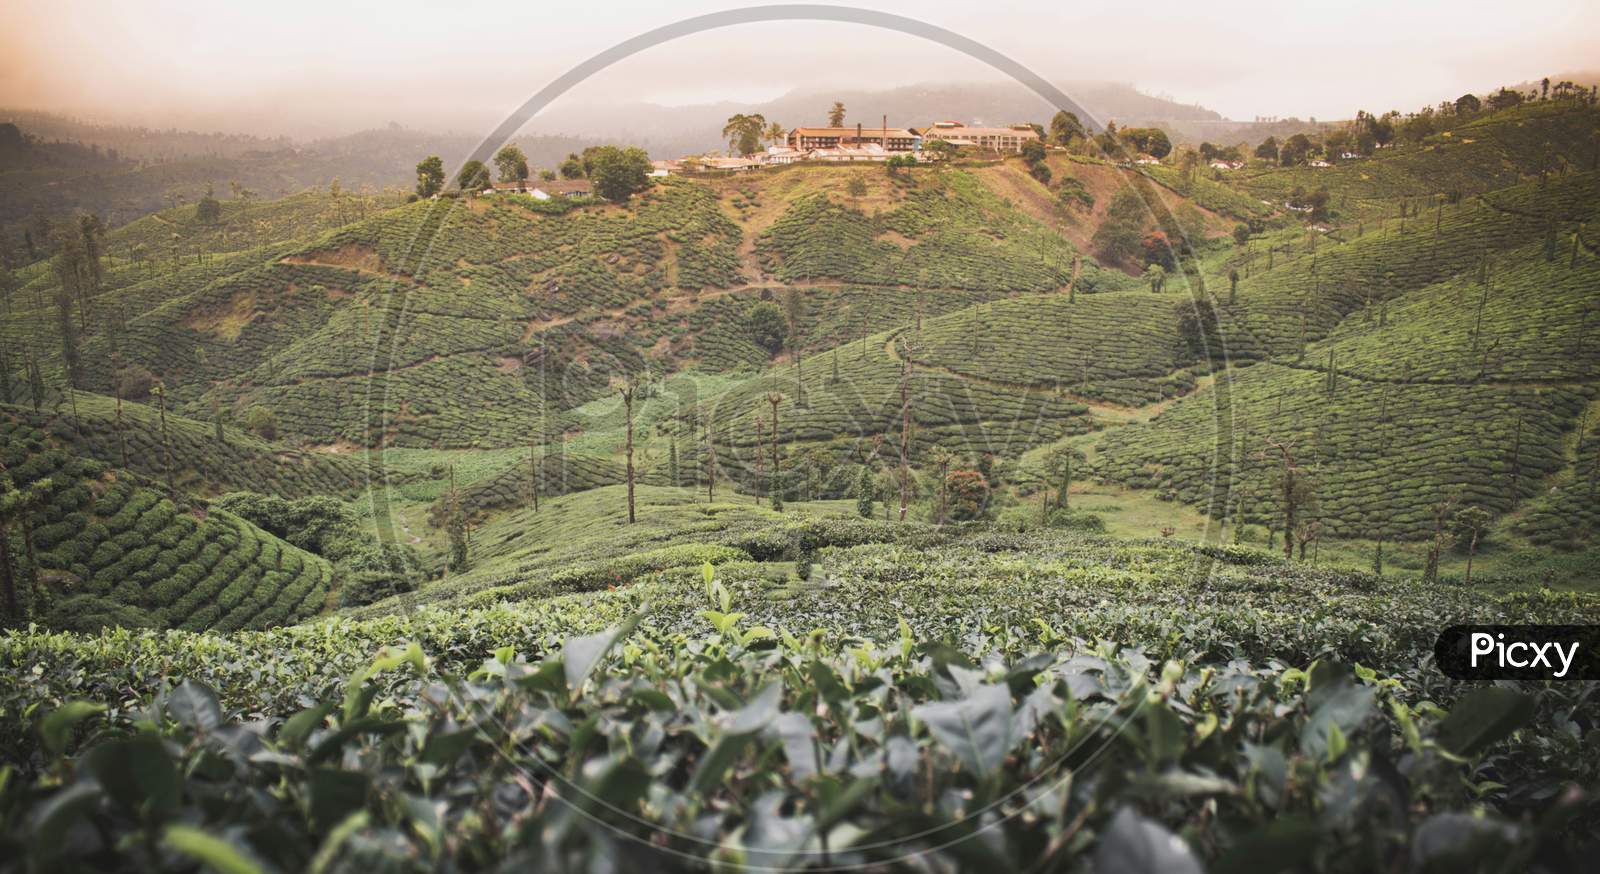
5,83,1600,871
1,416,333,631
2,98,1597,630
0,113,603,239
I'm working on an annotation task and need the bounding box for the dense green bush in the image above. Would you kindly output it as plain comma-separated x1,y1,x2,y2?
1,553,1595,871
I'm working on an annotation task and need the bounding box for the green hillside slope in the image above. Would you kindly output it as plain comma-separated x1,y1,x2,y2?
2,418,333,632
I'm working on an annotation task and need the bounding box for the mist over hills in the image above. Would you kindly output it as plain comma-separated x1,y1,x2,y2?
0,79,1255,239
522,80,1225,156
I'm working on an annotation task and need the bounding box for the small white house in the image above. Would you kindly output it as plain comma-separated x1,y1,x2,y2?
811,143,892,162
764,146,806,165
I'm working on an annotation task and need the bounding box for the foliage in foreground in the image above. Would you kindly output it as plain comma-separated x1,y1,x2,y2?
2,557,1597,871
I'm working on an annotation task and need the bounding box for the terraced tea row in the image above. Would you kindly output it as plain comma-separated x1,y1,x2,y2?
2,423,332,632
1,393,372,497
909,291,1201,406
1094,361,1583,538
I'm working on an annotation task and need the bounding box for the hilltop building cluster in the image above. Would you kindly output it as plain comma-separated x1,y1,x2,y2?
652,118,1043,175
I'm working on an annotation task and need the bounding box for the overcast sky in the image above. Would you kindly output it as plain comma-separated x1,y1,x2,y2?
2,0,1595,138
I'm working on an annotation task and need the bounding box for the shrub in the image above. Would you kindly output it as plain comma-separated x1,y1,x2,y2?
243,406,277,440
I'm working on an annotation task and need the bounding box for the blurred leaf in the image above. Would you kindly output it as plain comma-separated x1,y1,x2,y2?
1094,808,1202,874
308,767,369,831
278,701,336,750
912,683,1016,777
168,679,223,733
769,712,818,779
39,701,104,756
689,733,752,796
1213,817,1319,874
86,735,180,816
563,609,646,696
1436,687,1536,758
163,824,265,874
723,682,783,735
29,781,101,852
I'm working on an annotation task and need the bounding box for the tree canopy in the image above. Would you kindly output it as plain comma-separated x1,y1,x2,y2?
493,145,529,183
722,114,767,157
415,156,445,198
1048,111,1085,146
586,146,652,202
455,160,491,192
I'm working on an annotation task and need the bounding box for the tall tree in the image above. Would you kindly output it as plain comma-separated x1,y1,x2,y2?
587,146,653,202
722,114,767,157
446,465,469,573
704,420,717,502
767,392,784,509
78,214,104,319
528,443,541,513
153,383,174,492
456,160,491,193
415,156,445,198
854,466,875,518
493,145,530,183
1422,493,1459,583
1048,110,1085,146
927,445,953,524
1264,438,1301,561
620,381,636,523
898,349,913,522
1453,505,1490,582
0,341,12,406
0,465,52,622
781,288,805,405
828,101,846,128
1045,446,1086,510
50,248,83,389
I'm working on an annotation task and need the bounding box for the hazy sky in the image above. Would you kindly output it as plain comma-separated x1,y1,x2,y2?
2,0,1595,137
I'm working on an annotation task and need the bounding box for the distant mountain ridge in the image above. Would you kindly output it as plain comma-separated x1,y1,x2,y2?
523,80,1224,156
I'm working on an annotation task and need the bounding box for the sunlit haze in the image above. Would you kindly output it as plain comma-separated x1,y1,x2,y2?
3,0,1596,138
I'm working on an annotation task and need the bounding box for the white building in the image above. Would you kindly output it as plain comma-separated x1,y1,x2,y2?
764,146,806,165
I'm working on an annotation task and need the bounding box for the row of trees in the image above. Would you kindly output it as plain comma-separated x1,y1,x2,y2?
1254,437,1494,580
414,145,653,203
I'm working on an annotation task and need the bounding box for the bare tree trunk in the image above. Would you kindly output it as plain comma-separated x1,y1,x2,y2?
156,386,174,493
705,422,716,502
899,360,911,522
20,514,38,612
623,385,635,524
0,524,17,620
768,394,782,506
529,443,539,512
753,414,765,506
114,375,129,469
1266,439,1297,561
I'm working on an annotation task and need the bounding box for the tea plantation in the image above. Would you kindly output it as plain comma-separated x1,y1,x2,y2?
3,520,1598,870
1,418,332,632
3,96,1600,872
